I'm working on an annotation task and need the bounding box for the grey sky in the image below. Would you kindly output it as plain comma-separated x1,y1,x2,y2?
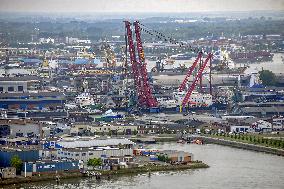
0,0,284,12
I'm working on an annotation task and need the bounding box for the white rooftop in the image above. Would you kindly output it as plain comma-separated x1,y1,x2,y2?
58,138,135,148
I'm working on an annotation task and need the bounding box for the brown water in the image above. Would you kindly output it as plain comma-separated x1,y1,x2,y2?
16,143,284,189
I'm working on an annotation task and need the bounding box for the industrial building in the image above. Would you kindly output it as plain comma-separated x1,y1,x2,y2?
0,119,42,138
42,137,135,162
0,76,40,93
23,160,80,176
0,146,39,167
158,150,193,163
55,147,133,162
0,91,66,110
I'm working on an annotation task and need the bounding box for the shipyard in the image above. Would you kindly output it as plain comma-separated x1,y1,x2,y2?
0,1,284,189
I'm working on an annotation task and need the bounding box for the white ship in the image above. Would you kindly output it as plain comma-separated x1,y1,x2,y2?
75,93,95,107
157,98,177,109
156,91,213,110
173,91,213,107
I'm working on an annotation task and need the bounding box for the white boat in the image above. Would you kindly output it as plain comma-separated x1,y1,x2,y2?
75,93,95,107
157,98,177,109
173,91,213,107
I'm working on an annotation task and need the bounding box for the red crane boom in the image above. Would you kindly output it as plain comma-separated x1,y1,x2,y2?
179,52,202,92
124,21,158,108
182,53,213,106
134,21,158,107
124,21,146,106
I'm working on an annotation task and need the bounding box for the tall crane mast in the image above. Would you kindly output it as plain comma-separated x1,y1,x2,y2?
182,53,213,106
124,21,147,106
179,52,202,92
133,21,158,107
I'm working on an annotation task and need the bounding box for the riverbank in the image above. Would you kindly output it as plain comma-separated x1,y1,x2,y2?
0,172,82,186
194,135,284,156
0,162,208,186
98,162,209,177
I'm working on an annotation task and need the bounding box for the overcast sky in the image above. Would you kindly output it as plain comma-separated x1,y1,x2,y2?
0,0,284,12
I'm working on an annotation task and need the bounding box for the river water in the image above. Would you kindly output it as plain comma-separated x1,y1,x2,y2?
147,53,284,74
17,143,284,189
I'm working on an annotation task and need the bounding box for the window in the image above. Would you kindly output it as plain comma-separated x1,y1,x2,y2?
82,153,86,156
18,86,24,91
0,87,3,92
8,87,14,92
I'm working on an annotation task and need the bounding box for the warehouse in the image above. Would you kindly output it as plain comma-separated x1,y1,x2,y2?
0,146,39,167
54,137,135,149
23,160,80,176
159,150,193,163
56,147,133,162
0,119,42,138
43,137,135,162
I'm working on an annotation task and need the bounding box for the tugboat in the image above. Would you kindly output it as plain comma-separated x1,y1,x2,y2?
191,139,203,145
177,139,186,144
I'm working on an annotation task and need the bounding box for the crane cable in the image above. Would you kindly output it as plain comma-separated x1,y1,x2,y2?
138,22,214,56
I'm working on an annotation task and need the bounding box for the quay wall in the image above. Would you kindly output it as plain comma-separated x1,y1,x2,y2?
193,136,284,156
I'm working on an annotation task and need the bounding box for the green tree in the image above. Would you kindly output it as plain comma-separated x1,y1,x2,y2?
259,70,277,86
108,130,112,136
158,155,169,162
249,135,253,142
10,155,23,174
87,158,102,169
237,134,240,140
133,129,138,135
200,127,205,134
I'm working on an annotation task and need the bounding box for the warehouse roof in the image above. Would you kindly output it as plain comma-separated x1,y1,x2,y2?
241,106,284,113
0,76,40,81
57,138,135,148
0,91,65,98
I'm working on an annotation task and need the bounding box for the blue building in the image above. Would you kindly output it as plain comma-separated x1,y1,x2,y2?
0,92,66,110
24,160,80,175
0,147,39,167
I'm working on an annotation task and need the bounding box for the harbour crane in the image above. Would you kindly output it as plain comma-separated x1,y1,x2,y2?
124,21,214,112
124,21,158,110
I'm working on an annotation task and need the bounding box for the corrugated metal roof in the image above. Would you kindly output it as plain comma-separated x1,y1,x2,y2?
0,92,64,98
58,138,135,148
0,76,40,81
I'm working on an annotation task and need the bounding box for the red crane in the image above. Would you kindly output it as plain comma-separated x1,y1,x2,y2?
124,21,158,108
182,53,213,107
134,21,158,107
124,21,147,106
179,52,202,92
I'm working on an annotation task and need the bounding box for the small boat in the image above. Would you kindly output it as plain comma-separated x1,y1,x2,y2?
191,139,203,145
177,139,186,144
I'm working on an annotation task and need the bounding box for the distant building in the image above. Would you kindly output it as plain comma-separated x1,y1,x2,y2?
230,125,251,133
65,37,79,44
0,119,42,138
159,150,193,163
39,37,55,44
265,34,282,41
0,91,66,110
42,137,135,162
0,76,40,93
65,37,91,44
0,146,39,167
23,160,80,176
